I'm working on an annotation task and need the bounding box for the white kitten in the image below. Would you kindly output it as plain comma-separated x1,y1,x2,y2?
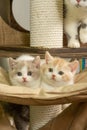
9,55,41,89
64,0,87,48
16,54,34,61
6,55,40,130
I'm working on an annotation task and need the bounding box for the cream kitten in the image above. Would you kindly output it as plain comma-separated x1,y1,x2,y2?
6,55,41,130
41,51,79,90
29,52,79,130
64,0,87,48
9,55,41,89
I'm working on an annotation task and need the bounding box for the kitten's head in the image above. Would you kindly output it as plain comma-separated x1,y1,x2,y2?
41,51,79,87
9,56,40,87
69,0,87,7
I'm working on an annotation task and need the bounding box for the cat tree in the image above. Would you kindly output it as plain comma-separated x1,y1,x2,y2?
0,0,87,130
29,0,87,128
30,0,63,48
30,0,63,129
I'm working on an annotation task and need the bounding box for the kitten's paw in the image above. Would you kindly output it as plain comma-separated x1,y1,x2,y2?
8,116,15,127
80,26,87,44
68,40,80,48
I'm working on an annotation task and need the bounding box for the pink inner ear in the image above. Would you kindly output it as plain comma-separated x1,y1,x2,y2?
46,58,49,64
36,63,40,68
9,58,17,69
69,61,79,72
33,56,40,68
46,57,51,64
45,52,53,64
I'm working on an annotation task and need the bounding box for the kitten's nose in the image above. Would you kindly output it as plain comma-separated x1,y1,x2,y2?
22,77,27,82
76,0,80,3
52,74,56,79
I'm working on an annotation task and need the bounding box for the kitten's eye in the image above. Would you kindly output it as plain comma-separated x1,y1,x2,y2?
27,71,32,76
48,68,53,72
17,72,22,76
58,71,64,75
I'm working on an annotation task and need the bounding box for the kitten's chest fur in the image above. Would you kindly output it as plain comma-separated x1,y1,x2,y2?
29,78,41,88
41,78,74,91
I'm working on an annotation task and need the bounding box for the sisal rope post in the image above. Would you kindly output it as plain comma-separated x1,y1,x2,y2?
30,0,63,129
30,105,63,130
30,0,63,48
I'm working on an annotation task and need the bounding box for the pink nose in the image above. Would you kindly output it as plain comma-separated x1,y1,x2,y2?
76,0,80,3
22,77,27,82
52,74,56,79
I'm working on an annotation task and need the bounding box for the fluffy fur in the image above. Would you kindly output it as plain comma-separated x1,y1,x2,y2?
41,51,79,90
64,0,87,48
9,55,41,88
3,55,41,130
2,103,29,130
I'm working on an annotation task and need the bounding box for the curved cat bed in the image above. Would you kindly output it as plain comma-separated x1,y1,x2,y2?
0,67,87,105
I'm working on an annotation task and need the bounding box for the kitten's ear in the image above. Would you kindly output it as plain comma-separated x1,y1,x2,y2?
68,60,79,74
45,51,53,64
33,56,40,68
9,58,17,70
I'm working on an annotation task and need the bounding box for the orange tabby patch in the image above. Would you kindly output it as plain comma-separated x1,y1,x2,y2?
62,74,71,82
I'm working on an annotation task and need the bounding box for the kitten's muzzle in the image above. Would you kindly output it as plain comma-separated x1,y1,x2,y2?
22,77,27,82
76,0,80,3
52,74,56,80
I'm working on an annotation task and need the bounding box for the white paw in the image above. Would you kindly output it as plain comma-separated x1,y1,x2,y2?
68,39,80,48
8,116,15,127
80,27,87,44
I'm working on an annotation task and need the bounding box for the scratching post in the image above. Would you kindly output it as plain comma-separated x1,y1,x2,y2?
30,105,63,130
30,0,63,48
30,0,63,129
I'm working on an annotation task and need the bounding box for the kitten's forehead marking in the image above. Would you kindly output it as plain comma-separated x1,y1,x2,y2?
18,65,28,76
20,65,28,74
22,65,27,70
17,61,32,68
53,58,67,68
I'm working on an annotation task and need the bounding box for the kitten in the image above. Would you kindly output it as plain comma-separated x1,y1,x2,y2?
30,52,79,130
41,51,79,90
2,103,29,130
9,55,41,88
64,0,87,48
3,55,41,130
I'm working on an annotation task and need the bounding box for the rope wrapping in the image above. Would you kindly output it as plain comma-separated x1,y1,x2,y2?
30,0,63,48
30,105,63,130
30,1,63,129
